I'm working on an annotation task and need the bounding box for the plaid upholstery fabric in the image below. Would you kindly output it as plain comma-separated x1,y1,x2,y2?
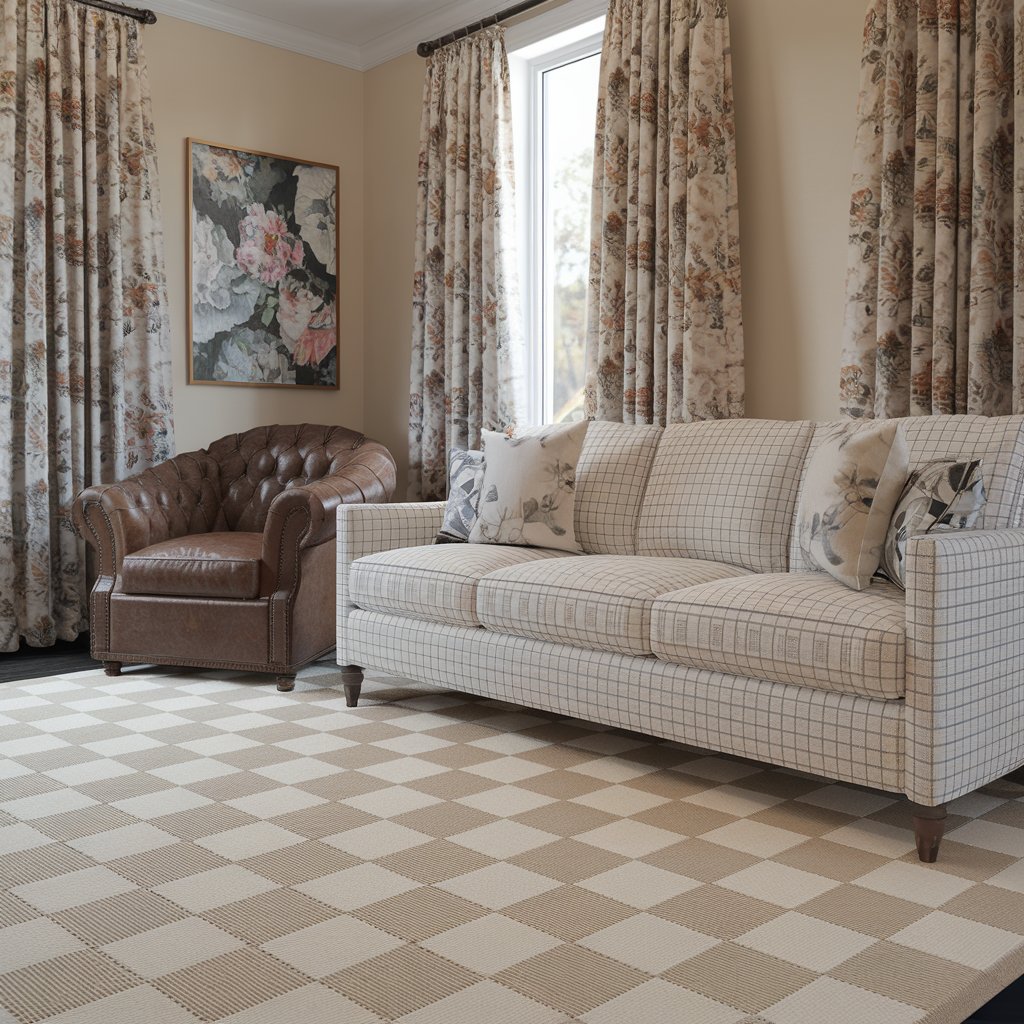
347,611,904,793
574,422,663,555
790,415,1024,571
336,502,446,663
350,545,571,629
650,573,907,700
905,528,1024,805
477,556,752,657
637,420,815,573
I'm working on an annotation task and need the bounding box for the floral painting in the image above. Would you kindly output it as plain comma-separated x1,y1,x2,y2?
188,140,339,388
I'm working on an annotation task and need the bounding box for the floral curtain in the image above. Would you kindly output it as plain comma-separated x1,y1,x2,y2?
840,0,1024,417
408,28,523,501
586,0,744,424
0,0,174,651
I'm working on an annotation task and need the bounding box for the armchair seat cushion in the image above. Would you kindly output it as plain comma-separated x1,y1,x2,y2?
121,533,264,600
650,572,907,699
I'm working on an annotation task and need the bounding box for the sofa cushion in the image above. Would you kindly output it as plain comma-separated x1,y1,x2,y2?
477,556,753,656
349,544,571,628
637,419,814,573
790,415,1024,571
650,573,907,699
121,533,263,600
574,422,663,555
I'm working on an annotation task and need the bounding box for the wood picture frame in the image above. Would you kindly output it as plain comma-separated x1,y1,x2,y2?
186,138,340,390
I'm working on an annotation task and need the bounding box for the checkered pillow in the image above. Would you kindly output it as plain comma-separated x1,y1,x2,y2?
879,458,987,588
436,448,485,544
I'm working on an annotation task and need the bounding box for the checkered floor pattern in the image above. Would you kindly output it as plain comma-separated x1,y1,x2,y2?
1,664,1023,1024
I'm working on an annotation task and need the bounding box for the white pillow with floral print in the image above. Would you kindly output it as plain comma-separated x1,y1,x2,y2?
469,423,588,553
797,421,910,590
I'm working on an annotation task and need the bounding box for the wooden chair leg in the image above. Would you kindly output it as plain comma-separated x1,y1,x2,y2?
341,666,363,707
911,803,947,863
275,674,296,693
103,661,122,677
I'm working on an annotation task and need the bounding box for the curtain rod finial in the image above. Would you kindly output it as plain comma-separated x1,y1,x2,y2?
417,42,434,57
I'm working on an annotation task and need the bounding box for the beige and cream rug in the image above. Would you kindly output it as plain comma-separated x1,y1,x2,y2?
1,664,1023,1024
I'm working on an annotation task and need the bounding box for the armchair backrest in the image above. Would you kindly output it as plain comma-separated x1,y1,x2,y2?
206,424,370,533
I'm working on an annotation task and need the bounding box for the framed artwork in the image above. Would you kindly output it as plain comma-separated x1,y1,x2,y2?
187,138,340,389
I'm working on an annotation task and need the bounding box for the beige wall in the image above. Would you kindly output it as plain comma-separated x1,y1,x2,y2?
363,53,424,496
730,0,865,421
147,3,865,481
146,17,364,454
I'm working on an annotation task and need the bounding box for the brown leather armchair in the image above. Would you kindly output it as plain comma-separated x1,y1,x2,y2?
72,424,396,691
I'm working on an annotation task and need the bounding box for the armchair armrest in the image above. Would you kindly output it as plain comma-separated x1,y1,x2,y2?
261,441,399,590
905,528,1024,805
72,451,221,575
336,502,446,663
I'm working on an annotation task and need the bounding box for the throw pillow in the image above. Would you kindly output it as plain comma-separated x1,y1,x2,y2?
797,421,910,590
879,459,986,589
436,448,485,544
469,422,588,552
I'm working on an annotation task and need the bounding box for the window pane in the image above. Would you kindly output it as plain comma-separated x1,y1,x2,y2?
543,53,600,422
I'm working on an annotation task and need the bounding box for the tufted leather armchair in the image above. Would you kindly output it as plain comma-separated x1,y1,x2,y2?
72,425,396,690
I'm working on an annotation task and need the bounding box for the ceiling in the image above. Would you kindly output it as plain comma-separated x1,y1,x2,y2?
143,0,503,71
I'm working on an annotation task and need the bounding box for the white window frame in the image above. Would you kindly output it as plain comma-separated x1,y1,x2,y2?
510,6,604,426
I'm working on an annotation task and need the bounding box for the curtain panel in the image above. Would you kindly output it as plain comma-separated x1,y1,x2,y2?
407,28,524,501
0,0,174,651
585,0,744,425
841,0,1024,417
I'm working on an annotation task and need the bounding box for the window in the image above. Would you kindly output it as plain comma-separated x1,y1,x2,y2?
510,17,604,426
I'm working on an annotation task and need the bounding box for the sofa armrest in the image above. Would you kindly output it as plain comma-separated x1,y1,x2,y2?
905,528,1024,805
335,502,445,663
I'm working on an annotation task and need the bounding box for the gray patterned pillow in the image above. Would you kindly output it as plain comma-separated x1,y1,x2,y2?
469,422,588,552
879,459,986,589
797,421,910,590
436,448,485,544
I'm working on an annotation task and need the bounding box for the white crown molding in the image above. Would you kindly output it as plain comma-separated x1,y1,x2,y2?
145,0,605,72
145,0,365,70
358,0,501,70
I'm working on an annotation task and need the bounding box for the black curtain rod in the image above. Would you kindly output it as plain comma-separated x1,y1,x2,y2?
417,0,550,57
75,0,157,24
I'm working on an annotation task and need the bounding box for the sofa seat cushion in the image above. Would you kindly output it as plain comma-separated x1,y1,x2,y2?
121,532,263,600
477,556,753,656
349,544,571,628
650,572,907,699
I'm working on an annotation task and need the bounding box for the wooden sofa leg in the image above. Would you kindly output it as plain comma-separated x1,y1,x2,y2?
911,803,947,863
341,666,363,707
275,674,296,693
103,661,122,677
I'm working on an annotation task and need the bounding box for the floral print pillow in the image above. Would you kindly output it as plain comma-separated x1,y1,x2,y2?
436,449,486,544
797,422,910,590
469,423,589,553
879,460,986,589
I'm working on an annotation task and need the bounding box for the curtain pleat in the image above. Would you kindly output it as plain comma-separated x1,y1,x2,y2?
407,29,523,501
0,0,174,651
585,0,744,425
841,0,1024,417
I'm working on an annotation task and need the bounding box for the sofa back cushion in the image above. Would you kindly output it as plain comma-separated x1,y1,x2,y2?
637,419,815,572
574,422,663,555
788,415,1024,571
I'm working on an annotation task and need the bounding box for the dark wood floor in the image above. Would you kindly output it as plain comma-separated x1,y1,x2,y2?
0,639,1020,1020
0,634,97,683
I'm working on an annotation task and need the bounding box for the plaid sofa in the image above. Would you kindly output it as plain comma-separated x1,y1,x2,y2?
336,417,1024,856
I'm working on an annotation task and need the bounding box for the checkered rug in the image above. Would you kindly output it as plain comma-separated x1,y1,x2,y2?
1,664,1023,1024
